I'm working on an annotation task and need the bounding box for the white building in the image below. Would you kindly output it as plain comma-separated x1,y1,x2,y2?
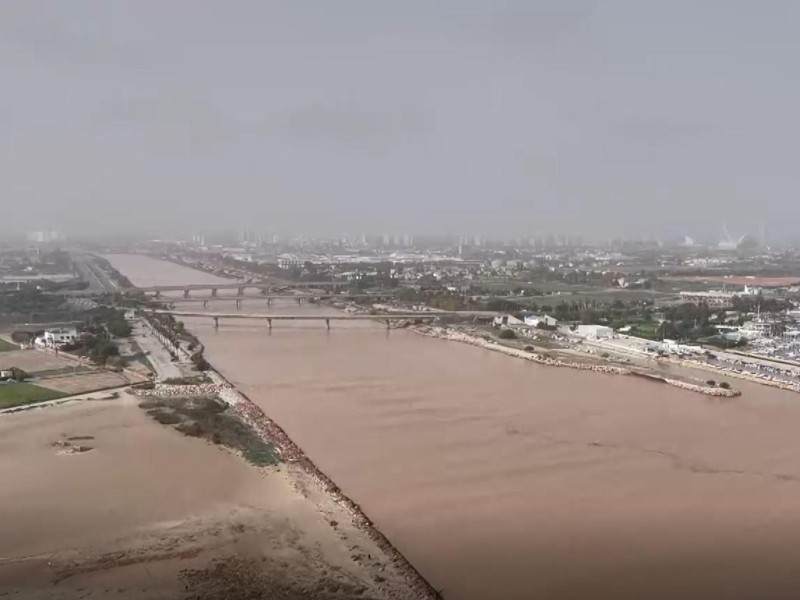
739,320,774,340
524,314,558,328
277,255,302,270
576,324,614,340
679,290,737,307
27,230,63,244
40,328,78,347
494,314,525,327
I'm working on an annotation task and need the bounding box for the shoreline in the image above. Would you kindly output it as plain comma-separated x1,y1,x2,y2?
129,311,442,599
409,324,742,398
675,355,800,394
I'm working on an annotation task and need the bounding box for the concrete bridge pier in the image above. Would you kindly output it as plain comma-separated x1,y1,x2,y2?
183,288,190,298
213,316,219,328
259,287,268,295
325,318,330,330
385,319,391,330
266,318,272,329
235,299,241,310
266,297,271,306
211,287,218,297
202,300,208,308
154,290,161,299
237,286,245,296
297,297,302,306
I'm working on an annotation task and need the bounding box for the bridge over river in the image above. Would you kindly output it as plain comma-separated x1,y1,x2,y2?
152,293,395,308
131,281,353,298
153,309,497,329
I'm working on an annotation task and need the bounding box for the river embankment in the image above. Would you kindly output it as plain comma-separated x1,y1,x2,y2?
410,324,741,398
131,360,442,600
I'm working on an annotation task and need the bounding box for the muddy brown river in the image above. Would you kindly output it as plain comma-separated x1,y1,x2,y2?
108,253,800,600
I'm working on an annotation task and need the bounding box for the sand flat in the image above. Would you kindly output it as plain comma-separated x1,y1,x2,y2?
0,394,427,599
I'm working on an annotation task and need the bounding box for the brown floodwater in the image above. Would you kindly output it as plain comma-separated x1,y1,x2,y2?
108,254,800,600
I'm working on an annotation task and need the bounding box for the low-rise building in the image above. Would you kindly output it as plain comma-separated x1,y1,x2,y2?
39,327,78,348
524,314,558,328
493,314,525,327
576,324,614,340
679,290,737,307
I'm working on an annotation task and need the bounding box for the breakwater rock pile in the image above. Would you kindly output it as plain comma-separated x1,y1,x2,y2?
411,325,741,398
135,382,220,397
663,377,740,397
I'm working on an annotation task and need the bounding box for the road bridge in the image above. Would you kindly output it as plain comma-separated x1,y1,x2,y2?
154,292,395,308
131,281,354,298
152,309,496,330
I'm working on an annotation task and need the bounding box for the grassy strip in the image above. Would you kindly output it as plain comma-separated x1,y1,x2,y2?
139,396,280,466
161,374,209,385
0,338,18,352
0,383,66,408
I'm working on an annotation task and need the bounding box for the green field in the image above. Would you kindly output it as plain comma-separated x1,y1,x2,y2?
0,338,18,352
0,383,65,408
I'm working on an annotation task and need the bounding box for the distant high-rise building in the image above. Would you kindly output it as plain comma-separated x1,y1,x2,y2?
27,230,63,244
382,233,391,246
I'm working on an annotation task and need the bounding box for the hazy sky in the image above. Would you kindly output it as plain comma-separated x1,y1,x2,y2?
3,1,800,241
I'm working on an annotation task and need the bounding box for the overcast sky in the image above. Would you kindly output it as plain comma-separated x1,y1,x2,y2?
2,1,799,241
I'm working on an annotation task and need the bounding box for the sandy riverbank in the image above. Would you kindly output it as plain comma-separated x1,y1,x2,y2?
0,392,436,599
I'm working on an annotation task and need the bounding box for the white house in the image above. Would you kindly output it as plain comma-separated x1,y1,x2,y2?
41,328,78,347
524,314,558,328
575,324,614,340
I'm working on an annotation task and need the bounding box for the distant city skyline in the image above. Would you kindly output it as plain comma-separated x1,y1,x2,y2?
3,2,800,241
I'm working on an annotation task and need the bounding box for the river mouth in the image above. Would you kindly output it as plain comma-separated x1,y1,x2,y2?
105,253,800,600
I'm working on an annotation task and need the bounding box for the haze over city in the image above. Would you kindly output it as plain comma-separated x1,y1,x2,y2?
3,1,800,240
